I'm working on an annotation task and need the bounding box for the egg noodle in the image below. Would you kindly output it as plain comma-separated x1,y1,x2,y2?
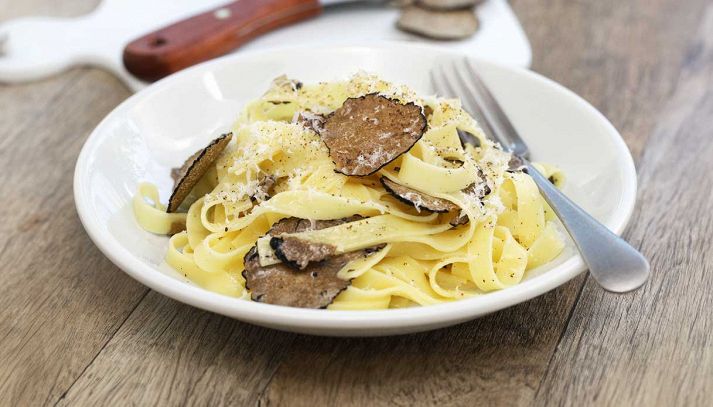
133,73,565,309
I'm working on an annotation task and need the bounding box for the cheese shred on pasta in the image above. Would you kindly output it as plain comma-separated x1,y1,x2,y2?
133,73,565,309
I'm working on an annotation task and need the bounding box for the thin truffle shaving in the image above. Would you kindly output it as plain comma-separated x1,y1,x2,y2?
262,216,363,270
168,133,232,212
380,177,459,213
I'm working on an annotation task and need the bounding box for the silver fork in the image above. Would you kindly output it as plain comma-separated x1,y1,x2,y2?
432,58,649,293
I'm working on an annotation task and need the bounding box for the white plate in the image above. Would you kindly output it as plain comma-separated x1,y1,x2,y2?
74,43,637,336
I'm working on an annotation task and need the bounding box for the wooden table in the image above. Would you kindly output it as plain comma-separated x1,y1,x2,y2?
1,0,711,405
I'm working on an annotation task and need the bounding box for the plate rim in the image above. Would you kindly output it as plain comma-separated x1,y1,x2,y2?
73,42,637,333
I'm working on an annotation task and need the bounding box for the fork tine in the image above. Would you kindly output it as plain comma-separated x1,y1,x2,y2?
430,67,457,100
449,60,512,151
445,61,500,143
432,63,479,118
432,67,486,148
432,63,498,147
457,58,529,157
444,63,481,116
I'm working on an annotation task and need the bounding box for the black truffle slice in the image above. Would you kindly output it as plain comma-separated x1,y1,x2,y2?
242,245,382,309
380,177,459,213
269,216,363,236
267,216,363,270
170,151,199,185
168,133,232,213
320,94,427,176
271,237,337,270
397,6,479,40
449,212,470,227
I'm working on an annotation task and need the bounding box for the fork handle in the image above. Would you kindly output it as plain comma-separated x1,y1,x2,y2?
525,161,649,292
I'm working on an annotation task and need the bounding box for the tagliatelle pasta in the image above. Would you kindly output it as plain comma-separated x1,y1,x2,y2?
133,73,565,309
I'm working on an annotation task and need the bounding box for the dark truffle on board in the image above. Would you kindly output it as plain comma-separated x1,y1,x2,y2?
397,6,479,40
168,133,232,213
320,94,427,176
418,0,484,10
380,177,459,213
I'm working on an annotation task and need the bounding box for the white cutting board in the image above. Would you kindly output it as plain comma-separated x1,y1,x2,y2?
0,0,530,92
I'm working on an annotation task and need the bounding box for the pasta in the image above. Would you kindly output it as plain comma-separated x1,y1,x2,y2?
133,73,565,309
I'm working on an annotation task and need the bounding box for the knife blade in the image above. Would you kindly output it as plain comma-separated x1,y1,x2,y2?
123,0,380,82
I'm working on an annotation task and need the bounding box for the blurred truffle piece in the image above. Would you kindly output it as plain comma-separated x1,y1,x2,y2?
397,5,479,40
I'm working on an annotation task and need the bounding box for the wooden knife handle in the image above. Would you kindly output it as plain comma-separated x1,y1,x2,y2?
123,0,322,82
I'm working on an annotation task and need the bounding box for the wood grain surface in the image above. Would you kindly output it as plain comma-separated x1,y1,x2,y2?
0,0,711,406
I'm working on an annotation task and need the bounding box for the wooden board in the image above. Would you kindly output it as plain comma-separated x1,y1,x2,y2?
0,0,711,405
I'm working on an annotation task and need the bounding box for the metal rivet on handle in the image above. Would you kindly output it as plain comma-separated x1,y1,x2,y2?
214,8,232,20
